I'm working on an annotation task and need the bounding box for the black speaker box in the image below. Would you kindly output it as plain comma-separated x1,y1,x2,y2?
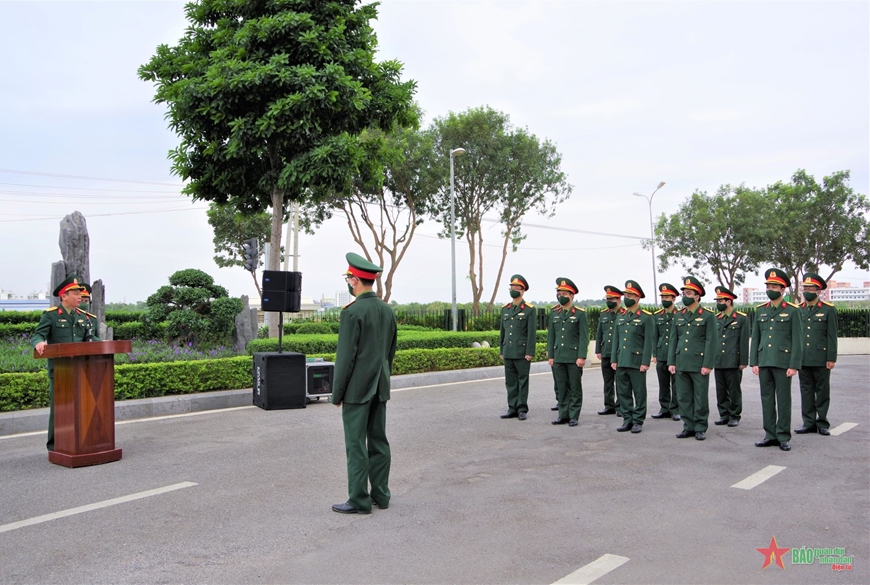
262,270,302,292
261,290,301,312
253,352,306,409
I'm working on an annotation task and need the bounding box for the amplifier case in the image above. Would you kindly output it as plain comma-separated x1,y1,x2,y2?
306,362,334,400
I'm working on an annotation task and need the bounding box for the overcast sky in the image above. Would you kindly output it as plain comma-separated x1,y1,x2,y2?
1,0,868,305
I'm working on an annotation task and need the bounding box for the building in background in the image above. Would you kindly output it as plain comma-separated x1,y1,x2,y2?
742,280,870,304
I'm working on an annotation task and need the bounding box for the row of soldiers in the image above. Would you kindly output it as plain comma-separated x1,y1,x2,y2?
497,269,838,452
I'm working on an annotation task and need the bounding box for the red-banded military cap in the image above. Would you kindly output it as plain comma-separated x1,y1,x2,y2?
604,285,623,298
80,283,92,299
344,252,383,280
658,282,679,297
681,276,706,297
623,280,645,298
801,272,827,290
52,275,84,297
555,277,578,294
764,268,790,288
509,274,529,291
714,286,736,300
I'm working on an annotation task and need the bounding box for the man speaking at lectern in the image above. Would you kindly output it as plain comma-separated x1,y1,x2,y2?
32,275,100,451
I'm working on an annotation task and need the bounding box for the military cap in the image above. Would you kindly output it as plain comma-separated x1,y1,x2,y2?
80,283,92,299
658,283,679,297
802,272,827,290
555,277,578,294
604,285,623,298
714,286,737,300
764,268,790,288
623,280,645,299
509,274,529,291
344,252,383,280
680,276,706,297
52,275,84,297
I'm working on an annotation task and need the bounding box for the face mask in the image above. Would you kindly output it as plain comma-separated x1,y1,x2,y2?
766,290,781,301
716,302,727,312
624,298,637,308
347,283,356,297
606,300,618,310
509,290,522,299
682,295,696,307
661,300,673,309
804,292,818,302
558,295,571,306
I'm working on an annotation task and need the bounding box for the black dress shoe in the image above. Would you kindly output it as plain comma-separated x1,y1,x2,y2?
500,411,518,419
818,427,830,436
779,441,791,451
714,418,728,425
651,412,669,419
676,430,695,439
617,422,632,432
598,408,616,415
568,419,578,427
552,418,569,425
630,424,642,434
671,414,681,421
794,426,815,434
518,412,527,421
727,419,739,427
695,432,706,441
551,405,559,411
755,438,780,447
332,502,371,514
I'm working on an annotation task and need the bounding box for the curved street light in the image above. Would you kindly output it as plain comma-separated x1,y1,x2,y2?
450,148,466,331
633,181,666,306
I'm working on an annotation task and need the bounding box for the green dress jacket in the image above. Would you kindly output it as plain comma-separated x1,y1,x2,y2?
499,301,537,359
547,304,588,362
595,307,625,357
331,291,397,405
32,306,100,346
667,306,717,371
714,309,750,368
750,300,803,370
799,300,837,367
610,307,655,369
653,308,676,362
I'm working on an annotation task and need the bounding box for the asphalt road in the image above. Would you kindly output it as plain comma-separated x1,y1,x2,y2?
1,356,868,584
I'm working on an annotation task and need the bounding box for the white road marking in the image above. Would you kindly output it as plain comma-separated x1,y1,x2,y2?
731,465,786,490
394,370,552,392
829,422,858,436
553,554,630,584
0,481,197,534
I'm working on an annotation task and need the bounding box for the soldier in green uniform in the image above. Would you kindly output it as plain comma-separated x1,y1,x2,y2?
331,253,398,514
547,278,588,427
595,285,625,416
610,280,654,433
668,276,716,441
651,283,680,421
79,283,92,311
31,276,100,451
499,275,537,421
795,273,837,436
750,268,803,452
713,286,749,428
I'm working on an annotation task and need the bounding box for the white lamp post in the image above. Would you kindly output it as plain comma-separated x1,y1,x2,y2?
633,181,666,306
450,147,466,331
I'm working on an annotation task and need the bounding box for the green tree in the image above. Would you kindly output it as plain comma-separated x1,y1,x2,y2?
206,202,274,297
429,106,572,314
653,185,769,291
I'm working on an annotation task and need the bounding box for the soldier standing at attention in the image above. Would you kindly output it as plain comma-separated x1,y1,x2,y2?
595,285,625,416
31,276,100,452
713,286,749,428
610,280,655,434
499,275,537,421
651,283,680,421
547,278,588,427
668,276,716,441
750,268,803,452
795,273,837,437
331,253,398,514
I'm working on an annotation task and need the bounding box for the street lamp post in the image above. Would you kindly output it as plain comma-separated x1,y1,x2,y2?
449,147,466,331
633,181,666,306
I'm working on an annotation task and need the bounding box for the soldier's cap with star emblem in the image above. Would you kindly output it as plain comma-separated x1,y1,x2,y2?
344,252,383,280
714,286,737,300
801,272,827,290
604,285,623,298
623,280,645,298
680,276,706,297
509,274,529,291
658,283,679,297
80,283,92,299
764,268,790,288
555,277,578,294
52,275,85,297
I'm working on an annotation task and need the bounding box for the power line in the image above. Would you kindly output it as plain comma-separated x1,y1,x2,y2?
0,168,183,187
0,181,183,194
0,206,208,223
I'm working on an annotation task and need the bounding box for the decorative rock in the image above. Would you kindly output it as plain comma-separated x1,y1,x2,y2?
50,261,66,308
91,279,106,324
59,212,90,285
481,340,491,348
471,341,481,348
250,308,259,340
233,295,254,351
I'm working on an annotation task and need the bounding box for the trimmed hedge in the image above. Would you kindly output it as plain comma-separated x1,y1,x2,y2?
0,323,38,338
247,331,549,354
0,311,43,324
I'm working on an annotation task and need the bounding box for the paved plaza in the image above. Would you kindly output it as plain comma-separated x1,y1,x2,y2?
1,356,868,584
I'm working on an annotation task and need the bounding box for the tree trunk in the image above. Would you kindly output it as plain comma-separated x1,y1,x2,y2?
487,225,514,310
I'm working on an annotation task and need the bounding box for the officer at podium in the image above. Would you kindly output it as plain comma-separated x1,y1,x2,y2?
331,253,398,515
31,276,100,451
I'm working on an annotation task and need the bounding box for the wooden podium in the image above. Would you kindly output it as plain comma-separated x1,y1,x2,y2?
34,340,131,468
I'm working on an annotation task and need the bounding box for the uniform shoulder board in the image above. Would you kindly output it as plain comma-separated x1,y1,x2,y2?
736,311,746,316
641,309,651,315
342,300,356,309
756,302,768,308
44,306,59,312
786,301,800,308
83,311,98,319
822,301,834,307
503,302,512,308
551,303,560,310
577,306,585,312
654,308,664,314
525,303,534,308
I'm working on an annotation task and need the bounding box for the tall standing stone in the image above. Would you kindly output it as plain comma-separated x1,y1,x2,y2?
233,295,254,352
59,212,90,285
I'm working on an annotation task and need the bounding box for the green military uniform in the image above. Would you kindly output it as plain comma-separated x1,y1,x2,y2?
610,280,654,432
331,254,398,514
547,277,588,425
713,286,749,428
750,268,803,449
668,277,717,438
797,273,837,434
652,283,679,419
79,283,92,311
594,285,625,416
499,274,537,419
31,276,100,451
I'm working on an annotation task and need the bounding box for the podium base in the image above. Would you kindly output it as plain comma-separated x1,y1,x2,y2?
49,448,122,468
